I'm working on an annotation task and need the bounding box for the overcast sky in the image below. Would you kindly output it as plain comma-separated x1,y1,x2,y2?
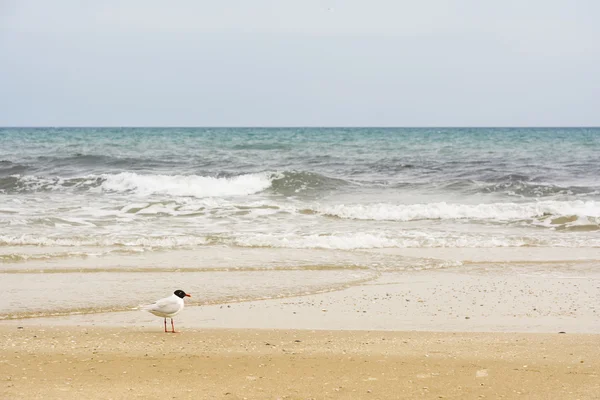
0,0,598,126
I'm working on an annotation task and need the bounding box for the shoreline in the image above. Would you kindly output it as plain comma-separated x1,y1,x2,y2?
3,267,599,334
3,246,600,330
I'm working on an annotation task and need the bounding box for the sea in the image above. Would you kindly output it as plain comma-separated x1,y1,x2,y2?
1,127,600,319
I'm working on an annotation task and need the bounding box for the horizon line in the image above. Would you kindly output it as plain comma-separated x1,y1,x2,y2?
2,125,600,129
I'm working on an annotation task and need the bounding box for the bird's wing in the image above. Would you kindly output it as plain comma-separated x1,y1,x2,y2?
143,296,181,315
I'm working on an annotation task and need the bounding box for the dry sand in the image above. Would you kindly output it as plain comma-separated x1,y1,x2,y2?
1,326,599,400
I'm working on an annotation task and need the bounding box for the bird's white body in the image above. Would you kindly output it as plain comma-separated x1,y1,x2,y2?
143,293,185,318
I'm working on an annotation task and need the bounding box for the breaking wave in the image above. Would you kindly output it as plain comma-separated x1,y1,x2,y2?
0,171,349,198
100,172,272,197
312,200,600,225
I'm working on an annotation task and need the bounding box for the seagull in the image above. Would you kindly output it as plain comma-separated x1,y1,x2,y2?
142,289,191,333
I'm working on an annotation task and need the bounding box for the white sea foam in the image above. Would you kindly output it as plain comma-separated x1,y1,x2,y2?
100,172,273,198
0,235,210,248
232,232,600,250
313,200,600,222
3,230,600,250
234,233,401,250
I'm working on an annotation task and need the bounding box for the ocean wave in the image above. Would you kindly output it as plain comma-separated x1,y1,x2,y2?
100,172,273,197
269,171,349,196
102,171,349,198
477,179,597,198
379,175,599,199
0,160,30,176
34,154,185,170
1,170,350,198
0,175,105,192
311,200,600,224
0,172,273,197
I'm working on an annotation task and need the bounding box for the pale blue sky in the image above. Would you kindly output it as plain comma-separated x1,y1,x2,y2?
0,0,598,126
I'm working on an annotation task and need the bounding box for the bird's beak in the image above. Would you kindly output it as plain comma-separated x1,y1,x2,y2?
185,294,191,297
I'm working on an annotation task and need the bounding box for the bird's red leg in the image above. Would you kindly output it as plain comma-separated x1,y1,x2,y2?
171,318,176,333
164,318,167,333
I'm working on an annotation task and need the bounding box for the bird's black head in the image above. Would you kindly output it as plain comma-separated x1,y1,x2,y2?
174,290,191,299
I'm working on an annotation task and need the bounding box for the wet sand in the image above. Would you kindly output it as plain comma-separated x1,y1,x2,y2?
1,326,599,400
6,268,599,333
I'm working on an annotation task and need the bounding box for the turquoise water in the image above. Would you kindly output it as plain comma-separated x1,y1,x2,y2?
1,127,599,253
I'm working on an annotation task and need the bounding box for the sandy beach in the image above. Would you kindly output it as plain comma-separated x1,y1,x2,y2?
1,326,599,400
